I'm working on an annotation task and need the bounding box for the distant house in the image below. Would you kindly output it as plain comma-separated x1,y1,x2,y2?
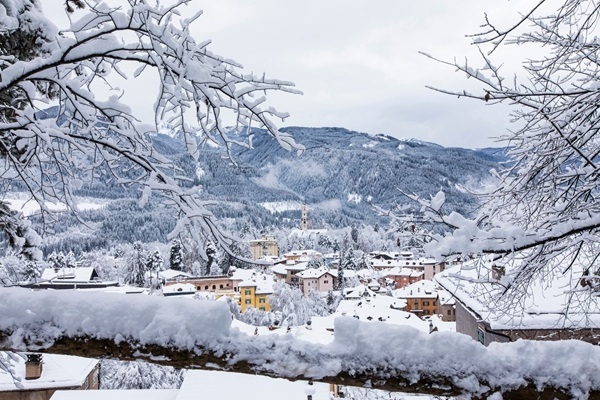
368,251,400,260
283,250,322,264
158,269,192,281
271,262,308,287
239,275,276,312
435,258,600,345
22,267,118,290
249,234,279,260
383,267,423,289
171,275,235,293
393,280,452,318
296,267,336,295
0,353,98,400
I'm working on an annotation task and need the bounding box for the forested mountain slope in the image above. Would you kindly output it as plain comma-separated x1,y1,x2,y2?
14,121,506,254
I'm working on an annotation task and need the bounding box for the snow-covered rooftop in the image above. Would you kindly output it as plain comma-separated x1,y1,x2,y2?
296,267,334,279
0,352,97,391
394,280,441,299
238,274,276,294
385,267,424,277
41,267,97,282
435,258,600,330
158,269,192,280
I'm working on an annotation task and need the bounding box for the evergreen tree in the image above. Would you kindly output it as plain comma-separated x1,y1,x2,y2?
205,241,217,276
332,239,340,254
146,248,164,285
169,240,184,271
341,248,356,271
65,251,77,268
335,264,345,292
124,242,148,287
47,251,66,270
351,223,359,246
23,260,40,283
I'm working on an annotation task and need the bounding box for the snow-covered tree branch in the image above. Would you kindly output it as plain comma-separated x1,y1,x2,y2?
0,0,303,257
419,0,600,299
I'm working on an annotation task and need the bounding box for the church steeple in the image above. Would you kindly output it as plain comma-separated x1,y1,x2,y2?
301,204,308,231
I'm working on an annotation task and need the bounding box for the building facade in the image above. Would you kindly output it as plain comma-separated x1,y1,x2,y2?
249,235,279,260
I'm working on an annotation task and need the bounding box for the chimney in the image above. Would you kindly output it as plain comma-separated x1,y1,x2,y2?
25,353,43,380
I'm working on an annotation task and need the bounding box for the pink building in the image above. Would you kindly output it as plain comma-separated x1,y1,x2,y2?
296,267,336,295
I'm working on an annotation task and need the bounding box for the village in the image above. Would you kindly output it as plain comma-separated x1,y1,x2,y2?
4,202,597,400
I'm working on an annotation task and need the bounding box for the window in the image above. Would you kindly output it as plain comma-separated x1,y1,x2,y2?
324,280,329,284
212,285,216,290
423,310,429,315
291,277,298,282
259,298,265,303
259,307,265,311
423,301,429,306
245,299,251,304
447,310,451,315
477,327,485,345
205,285,208,290
196,286,201,291
219,284,223,289
245,289,251,295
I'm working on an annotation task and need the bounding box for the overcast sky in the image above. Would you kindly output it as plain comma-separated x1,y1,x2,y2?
44,1,528,149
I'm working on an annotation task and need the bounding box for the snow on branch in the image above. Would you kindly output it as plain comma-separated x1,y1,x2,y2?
0,0,304,254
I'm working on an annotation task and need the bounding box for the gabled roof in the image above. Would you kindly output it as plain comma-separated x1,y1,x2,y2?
296,267,334,279
435,257,600,330
284,261,309,271
159,269,192,280
41,267,98,282
385,267,424,277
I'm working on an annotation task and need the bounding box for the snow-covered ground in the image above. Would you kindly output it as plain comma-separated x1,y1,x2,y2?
1,287,600,398
4,193,107,216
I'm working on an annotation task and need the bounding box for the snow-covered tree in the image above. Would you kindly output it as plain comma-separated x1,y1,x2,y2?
123,242,147,287
47,251,66,270
336,267,345,292
351,223,359,246
205,241,218,276
146,248,164,289
238,306,272,327
169,239,184,271
22,260,40,283
100,359,184,390
420,1,600,302
341,248,357,271
0,0,302,259
64,251,77,269
268,281,328,326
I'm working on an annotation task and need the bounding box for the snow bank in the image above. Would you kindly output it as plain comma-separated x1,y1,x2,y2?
0,288,231,350
3,288,600,397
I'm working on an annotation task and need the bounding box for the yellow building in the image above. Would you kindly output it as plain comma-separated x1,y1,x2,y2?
249,235,279,260
239,276,275,312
